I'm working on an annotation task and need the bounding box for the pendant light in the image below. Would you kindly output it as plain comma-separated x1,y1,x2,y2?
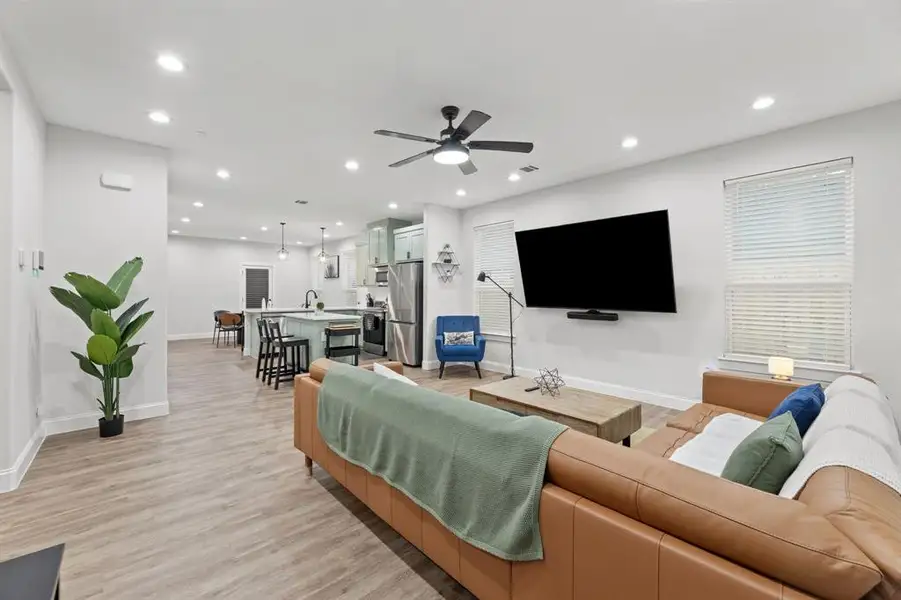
277,222,289,261
318,227,328,263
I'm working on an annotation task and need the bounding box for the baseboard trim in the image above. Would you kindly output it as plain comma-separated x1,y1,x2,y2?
0,423,46,493
42,402,171,436
168,332,211,341
480,361,697,411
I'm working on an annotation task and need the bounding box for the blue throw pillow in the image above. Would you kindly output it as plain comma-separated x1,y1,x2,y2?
767,383,825,437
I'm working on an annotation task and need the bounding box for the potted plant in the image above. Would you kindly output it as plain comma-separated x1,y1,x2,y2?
49,257,154,438
315,301,325,315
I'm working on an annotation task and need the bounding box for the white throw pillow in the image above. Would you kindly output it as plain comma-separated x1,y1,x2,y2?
372,361,418,386
669,414,763,477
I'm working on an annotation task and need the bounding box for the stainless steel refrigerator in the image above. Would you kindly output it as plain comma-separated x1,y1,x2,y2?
387,261,423,366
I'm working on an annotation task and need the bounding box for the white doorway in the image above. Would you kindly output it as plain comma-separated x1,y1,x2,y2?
240,264,273,309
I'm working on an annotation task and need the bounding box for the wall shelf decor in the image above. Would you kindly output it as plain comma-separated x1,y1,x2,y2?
432,244,460,282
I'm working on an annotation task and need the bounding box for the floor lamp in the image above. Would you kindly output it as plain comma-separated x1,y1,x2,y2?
476,271,524,380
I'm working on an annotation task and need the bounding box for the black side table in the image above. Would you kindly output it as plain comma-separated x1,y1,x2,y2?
0,544,64,600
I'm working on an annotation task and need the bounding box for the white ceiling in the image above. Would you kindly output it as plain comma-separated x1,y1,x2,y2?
2,0,900,245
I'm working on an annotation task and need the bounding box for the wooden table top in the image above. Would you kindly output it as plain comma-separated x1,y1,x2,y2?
469,376,642,442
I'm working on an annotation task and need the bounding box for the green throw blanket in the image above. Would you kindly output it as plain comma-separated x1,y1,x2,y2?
318,364,568,561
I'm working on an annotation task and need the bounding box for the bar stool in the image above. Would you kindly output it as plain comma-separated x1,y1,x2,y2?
267,320,310,390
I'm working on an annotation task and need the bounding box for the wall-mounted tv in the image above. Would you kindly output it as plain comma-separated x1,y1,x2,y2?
515,209,677,313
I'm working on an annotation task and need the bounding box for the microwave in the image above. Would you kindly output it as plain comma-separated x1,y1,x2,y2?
375,269,389,286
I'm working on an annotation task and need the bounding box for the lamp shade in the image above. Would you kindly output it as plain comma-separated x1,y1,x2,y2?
767,356,794,380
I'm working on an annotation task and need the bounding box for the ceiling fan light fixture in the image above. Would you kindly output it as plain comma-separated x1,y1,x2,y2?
433,141,470,165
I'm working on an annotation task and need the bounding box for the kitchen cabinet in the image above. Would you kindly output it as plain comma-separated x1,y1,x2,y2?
355,243,373,287
394,223,424,262
366,218,412,266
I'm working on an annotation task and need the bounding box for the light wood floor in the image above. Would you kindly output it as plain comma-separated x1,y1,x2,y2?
0,340,680,599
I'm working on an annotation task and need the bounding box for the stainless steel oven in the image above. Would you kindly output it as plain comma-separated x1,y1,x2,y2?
362,308,387,355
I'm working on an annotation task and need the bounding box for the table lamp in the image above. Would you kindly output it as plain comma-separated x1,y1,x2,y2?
768,356,794,381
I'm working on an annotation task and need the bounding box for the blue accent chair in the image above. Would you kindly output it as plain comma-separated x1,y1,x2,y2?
435,315,487,379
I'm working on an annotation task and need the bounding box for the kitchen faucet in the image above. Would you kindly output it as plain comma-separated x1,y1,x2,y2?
304,289,319,309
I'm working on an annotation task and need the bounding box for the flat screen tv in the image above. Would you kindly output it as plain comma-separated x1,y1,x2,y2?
515,209,677,313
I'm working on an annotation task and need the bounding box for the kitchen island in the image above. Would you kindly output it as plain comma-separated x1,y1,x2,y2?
243,308,364,366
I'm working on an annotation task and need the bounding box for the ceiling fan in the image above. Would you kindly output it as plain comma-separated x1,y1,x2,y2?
374,105,534,175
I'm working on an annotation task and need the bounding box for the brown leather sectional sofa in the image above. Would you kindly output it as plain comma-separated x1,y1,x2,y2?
294,361,901,600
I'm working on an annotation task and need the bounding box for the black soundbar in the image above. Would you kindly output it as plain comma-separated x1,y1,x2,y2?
566,310,619,321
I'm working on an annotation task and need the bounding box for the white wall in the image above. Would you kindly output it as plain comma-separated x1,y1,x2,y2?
461,101,901,412
42,126,169,430
422,205,466,368
0,31,46,491
167,235,314,337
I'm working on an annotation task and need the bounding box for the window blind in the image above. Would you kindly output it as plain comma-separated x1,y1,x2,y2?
724,157,854,368
244,267,271,309
474,221,516,335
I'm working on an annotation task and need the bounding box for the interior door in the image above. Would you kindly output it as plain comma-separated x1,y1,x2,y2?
240,265,273,309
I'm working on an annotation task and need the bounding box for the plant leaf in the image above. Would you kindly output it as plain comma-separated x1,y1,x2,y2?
115,358,134,378
64,272,123,310
90,309,121,345
107,257,143,302
115,298,148,331
50,287,94,329
121,311,153,345
87,334,118,365
71,351,102,379
113,343,143,365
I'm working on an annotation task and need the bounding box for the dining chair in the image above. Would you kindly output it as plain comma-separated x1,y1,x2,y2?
212,310,228,343
216,312,242,348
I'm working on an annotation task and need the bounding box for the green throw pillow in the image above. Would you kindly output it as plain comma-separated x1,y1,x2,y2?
721,413,803,494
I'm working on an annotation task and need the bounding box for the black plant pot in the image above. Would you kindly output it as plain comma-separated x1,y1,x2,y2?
99,414,125,438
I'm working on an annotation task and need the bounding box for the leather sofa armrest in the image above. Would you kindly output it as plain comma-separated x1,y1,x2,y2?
701,371,802,417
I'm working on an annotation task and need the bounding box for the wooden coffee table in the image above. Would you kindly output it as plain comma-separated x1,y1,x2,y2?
470,377,642,446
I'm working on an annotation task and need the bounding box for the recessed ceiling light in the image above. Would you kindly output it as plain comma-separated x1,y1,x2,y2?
180,217,190,223
752,96,775,110
156,54,185,73
345,160,359,171
216,169,231,180
171,230,180,234
456,189,467,197
260,226,268,231
296,241,303,245
148,110,171,125
621,136,638,149
240,236,247,240
192,201,204,208
323,233,331,238
508,173,521,182
336,221,344,226
388,203,398,210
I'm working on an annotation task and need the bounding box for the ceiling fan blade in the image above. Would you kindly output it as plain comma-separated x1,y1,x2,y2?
453,110,491,140
374,130,439,144
468,140,534,153
389,148,438,168
458,160,478,175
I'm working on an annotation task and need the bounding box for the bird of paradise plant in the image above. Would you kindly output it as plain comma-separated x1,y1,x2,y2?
49,257,153,437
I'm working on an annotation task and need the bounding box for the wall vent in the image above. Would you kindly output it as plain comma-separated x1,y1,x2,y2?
519,165,539,173
295,200,309,205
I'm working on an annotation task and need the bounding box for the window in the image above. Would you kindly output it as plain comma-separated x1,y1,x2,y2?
474,220,516,335
724,158,854,368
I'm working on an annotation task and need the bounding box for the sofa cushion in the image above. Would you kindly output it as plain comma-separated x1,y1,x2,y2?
373,361,418,386
670,414,764,477
768,383,825,437
635,427,697,458
722,413,804,493
667,403,764,434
